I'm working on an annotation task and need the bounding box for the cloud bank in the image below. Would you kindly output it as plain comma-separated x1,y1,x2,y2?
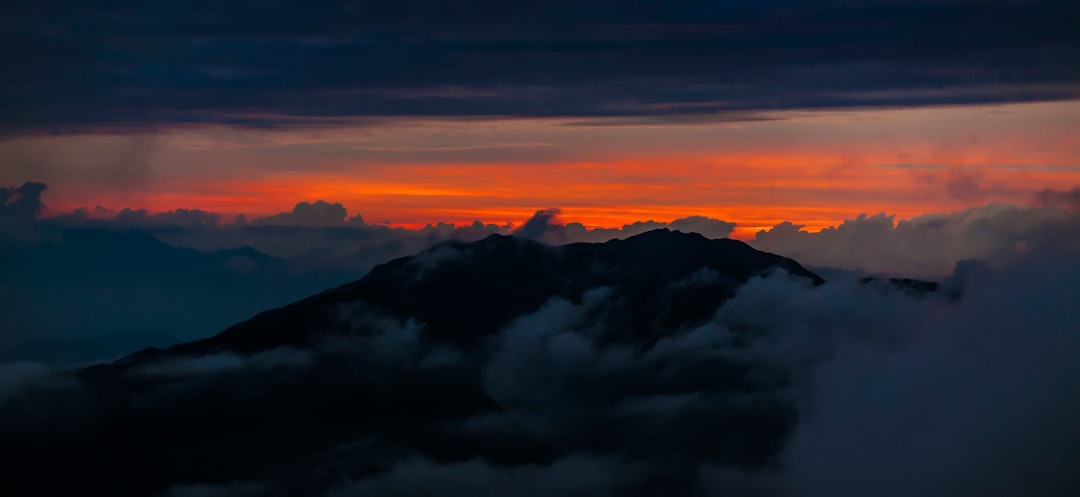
750,202,1080,277
36,182,1080,279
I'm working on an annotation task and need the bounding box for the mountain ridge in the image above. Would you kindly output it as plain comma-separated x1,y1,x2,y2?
110,229,824,365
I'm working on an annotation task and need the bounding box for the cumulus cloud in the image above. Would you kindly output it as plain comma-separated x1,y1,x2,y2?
250,200,362,227
668,216,738,239
513,208,565,243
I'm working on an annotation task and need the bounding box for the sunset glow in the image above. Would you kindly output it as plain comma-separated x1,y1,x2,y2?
7,101,1077,237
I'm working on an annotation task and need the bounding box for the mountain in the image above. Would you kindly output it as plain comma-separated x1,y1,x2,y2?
142,228,824,358
0,226,355,348
6,230,832,497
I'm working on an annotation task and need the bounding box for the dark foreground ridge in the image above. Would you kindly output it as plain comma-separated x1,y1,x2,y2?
7,230,842,496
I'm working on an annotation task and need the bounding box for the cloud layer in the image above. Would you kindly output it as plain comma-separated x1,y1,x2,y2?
36,182,1080,278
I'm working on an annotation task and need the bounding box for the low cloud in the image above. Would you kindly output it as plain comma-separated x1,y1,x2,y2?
133,347,313,378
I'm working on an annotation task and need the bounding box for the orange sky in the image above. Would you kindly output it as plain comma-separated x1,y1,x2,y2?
3,101,1078,238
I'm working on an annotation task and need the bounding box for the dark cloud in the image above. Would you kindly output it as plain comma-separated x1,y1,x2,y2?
1035,187,1080,212
53,206,222,229
668,216,737,239
3,1,1078,132
0,181,46,220
945,168,989,201
250,201,361,227
513,208,565,243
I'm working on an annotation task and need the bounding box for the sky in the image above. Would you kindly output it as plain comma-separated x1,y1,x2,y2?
2,0,1079,236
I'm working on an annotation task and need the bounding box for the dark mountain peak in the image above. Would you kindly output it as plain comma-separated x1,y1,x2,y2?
625,226,674,238
145,229,821,359
41,230,827,496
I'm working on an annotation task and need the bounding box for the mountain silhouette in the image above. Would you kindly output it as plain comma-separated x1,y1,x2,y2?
131,229,824,360
6,230,859,497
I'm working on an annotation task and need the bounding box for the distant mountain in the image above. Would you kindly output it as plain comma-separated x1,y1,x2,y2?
5,230,880,497
0,226,356,346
